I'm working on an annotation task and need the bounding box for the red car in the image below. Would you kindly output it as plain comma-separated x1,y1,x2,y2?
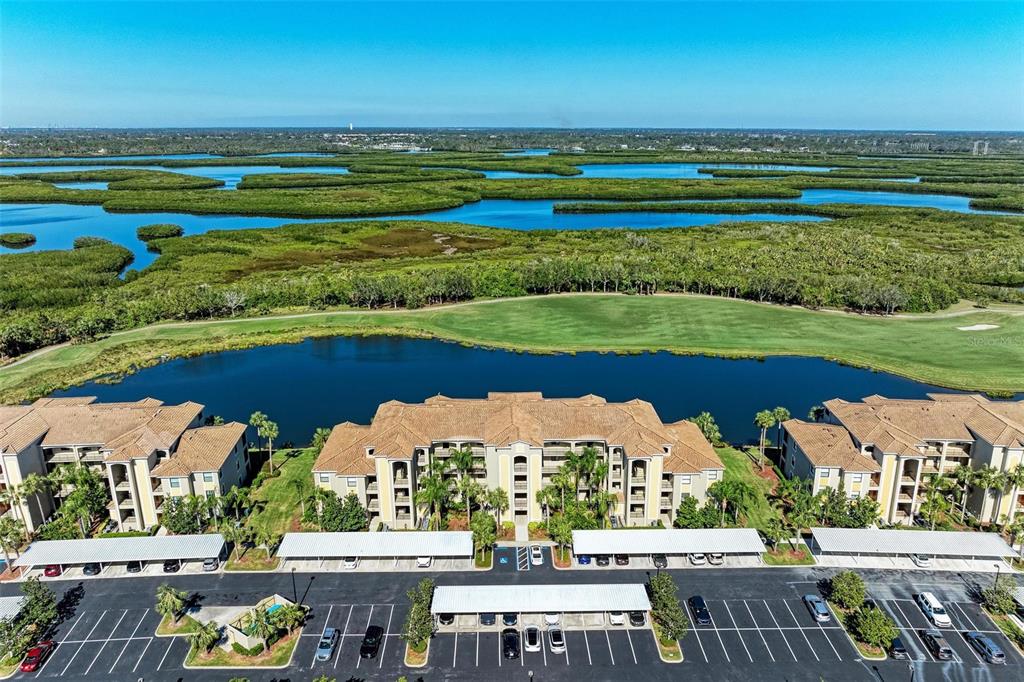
43,564,62,577
20,640,54,672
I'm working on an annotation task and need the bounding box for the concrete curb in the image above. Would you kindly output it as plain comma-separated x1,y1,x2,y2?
651,627,683,664
404,640,430,668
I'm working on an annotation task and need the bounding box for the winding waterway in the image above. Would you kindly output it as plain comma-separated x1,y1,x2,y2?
51,336,988,445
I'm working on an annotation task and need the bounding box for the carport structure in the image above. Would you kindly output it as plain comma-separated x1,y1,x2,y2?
14,533,225,576
277,530,473,569
809,527,1018,561
431,583,650,616
572,528,766,560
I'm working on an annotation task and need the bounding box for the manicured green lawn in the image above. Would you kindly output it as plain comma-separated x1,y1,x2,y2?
156,613,201,636
246,448,315,537
2,295,1023,403
763,545,816,566
718,447,776,529
186,629,300,668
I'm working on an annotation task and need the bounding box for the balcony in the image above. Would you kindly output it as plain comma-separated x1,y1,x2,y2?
114,481,131,492
393,477,411,487
514,464,528,475
629,494,646,502
514,499,529,510
514,481,528,492
118,498,135,510
394,494,410,505
900,476,915,486
367,482,378,493
45,452,79,465
395,513,411,521
367,499,380,512
541,466,560,474
630,477,646,486
661,480,673,491
629,512,646,520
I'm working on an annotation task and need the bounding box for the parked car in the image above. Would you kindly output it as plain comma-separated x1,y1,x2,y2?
890,636,910,660
608,611,625,626
652,554,668,568
596,555,611,567
359,625,384,658
502,613,518,626
523,626,542,652
548,627,566,654
577,554,592,565
438,613,454,626
342,556,359,570
628,611,646,627
82,562,101,576
688,596,712,626
162,559,180,573
479,613,496,626
202,557,219,572
530,545,544,566
416,556,432,568
126,560,143,574
914,592,952,628
965,631,1005,664
921,630,954,661
544,612,560,625
502,628,521,659
689,553,707,566
43,565,62,577
911,554,932,568
316,627,339,661
614,554,630,566
19,641,54,672
708,553,724,566
802,594,831,623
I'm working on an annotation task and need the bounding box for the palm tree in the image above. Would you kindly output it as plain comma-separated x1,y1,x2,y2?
0,517,24,568
263,420,279,473
415,473,452,530
155,584,187,623
592,490,618,529
247,607,278,647
920,475,953,531
0,484,27,540
311,427,332,454
708,480,754,527
487,487,509,527
974,465,1005,525
951,463,975,523
551,467,571,514
771,406,791,449
249,411,268,451
19,473,50,528
1002,463,1024,530
187,620,221,653
272,603,307,633
447,445,476,510
754,410,776,470
290,478,310,517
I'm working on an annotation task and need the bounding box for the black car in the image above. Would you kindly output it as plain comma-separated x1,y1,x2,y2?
502,614,518,626
628,611,646,627
596,555,611,567
479,613,496,626
360,625,384,658
126,560,143,573
688,596,712,626
921,630,953,661
890,636,910,660
614,554,630,566
438,613,455,626
502,628,521,659
652,554,668,569
162,559,180,573
82,562,101,576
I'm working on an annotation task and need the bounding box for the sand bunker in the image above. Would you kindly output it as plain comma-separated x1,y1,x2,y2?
957,324,999,331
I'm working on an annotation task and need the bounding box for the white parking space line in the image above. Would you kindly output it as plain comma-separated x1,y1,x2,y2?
156,637,175,671
84,608,128,674
61,610,108,676
476,631,480,667
333,605,354,670
782,601,819,662
723,601,752,662
520,627,525,666
497,628,502,667
132,637,153,673
309,604,334,667
624,627,637,665
564,627,570,666
959,632,984,663
763,600,796,662
355,605,375,670
109,610,149,673
583,629,592,665
817,619,842,660
706,604,731,662
379,604,394,669
604,630,615,665
453,632,459,667
950,602,979,631
744,600,774,662
59,613,86,643
692,628,709,662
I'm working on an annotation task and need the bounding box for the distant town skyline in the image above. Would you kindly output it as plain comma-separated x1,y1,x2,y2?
2,1,1022,130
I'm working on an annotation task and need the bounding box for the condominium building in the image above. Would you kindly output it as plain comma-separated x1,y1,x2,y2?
0,397,249,532
782,394,1024,525
313,392,724,529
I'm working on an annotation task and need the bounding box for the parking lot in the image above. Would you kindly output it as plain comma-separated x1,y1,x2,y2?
33,560,214,582
281,556,473,572
297,601,411,677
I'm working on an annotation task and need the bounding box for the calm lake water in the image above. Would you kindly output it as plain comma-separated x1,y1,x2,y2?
52,336,976,445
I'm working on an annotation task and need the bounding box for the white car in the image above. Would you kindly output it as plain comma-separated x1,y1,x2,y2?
708,553,724,566
911,554,932,568
523,626,542,652
915,592,952,628
544,612,560,625
342,556,359,570
530,545,544,566
689,553,707,566
608,611,625,626
548,627,566,654
416,556,432,568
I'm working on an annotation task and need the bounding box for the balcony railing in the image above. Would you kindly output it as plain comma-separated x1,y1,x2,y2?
367,483,378,493
367,500,380,512
514,464,528,474
514,481,528,492
629,494,646,502
514,499,529,510
395,513,411,521
900,476,915,486
630,477,646,485
661,480,673,491
114,481,131,492
629,512,646,519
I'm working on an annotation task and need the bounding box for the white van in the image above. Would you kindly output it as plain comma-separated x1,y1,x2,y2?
914,592,952,628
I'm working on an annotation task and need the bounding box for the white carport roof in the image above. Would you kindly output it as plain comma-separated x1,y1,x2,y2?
810,528,1017,558
431,583,650,614
572,529,766,555
14,534,225,567
0,596,25,621
278,531,473,559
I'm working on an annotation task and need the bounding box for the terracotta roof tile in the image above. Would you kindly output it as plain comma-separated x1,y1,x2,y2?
783,419,880,472
151,422,247,477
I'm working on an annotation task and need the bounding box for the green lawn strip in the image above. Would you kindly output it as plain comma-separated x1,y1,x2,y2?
474,547,493,569
246,448,315,537
0,657,21,679
224,551,281,572
651,622,683,662
717,447,775,529
156,613,201,636
762,545,816,566
3,296,1024,404
828,603,887,660
988,612,1024,653
185,630,300,668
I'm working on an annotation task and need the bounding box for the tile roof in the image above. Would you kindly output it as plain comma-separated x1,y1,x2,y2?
151,422,247,477
782,419,880,472
314,392,721,476
824,394,1024,452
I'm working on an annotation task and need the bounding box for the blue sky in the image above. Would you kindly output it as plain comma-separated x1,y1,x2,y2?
2,1,1021,130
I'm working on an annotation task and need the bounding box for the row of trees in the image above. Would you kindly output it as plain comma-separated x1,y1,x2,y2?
300,491,369,532
0,577,57,665
827,571,899,652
